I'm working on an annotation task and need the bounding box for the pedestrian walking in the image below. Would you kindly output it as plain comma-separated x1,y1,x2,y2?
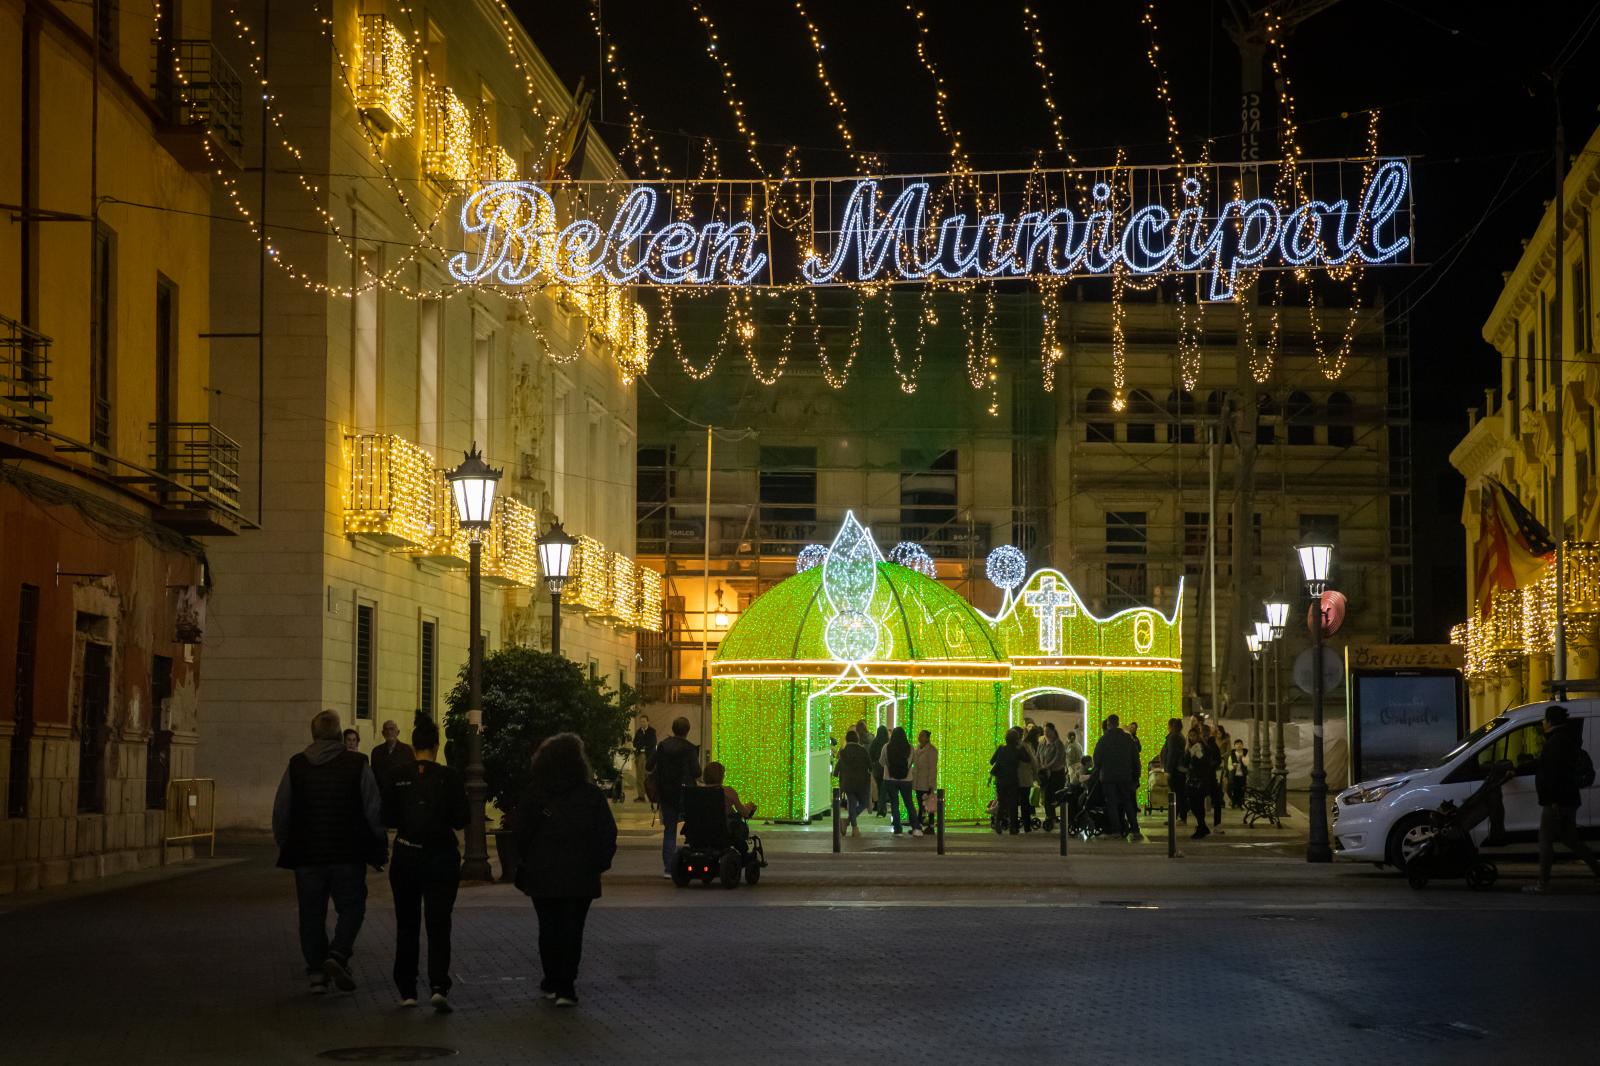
1035,723,1066,831
1182,723,1214,840
910,730,939,830
631,715,657,803
1227,740,1249,809
646,716,701,877
1523,705,1600,893
879,726,924,836
382,719,467,1012
370,719,414,783
1204,724,1226,830
513,733,618,1007
272,709,387,995
869,725,890,816
1157,717,1186,823
1092,714,1142,840
833,729,872,837
989,728,1030,834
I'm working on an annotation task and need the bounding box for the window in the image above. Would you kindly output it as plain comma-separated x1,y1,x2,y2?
1526,327,1537,402
1326,392,1355,447
1452,722,1546,782
9,584,39,817
1256,394,1276,445
146,655,173,810
1085,389,1114,442
760,446,818,545
473,331,493,450
1183,511,1208,575
1165,390,1196,443
1106,511,1148,554
1106,512,1148,609
552,386,568,520
355,602,376,721
353,248,380,431
1286,391,1315,445
417,300,441,455
419,619,437,720
76,618,112,814
637,445,674,548
91,224,115,455
97,0,118,55
900,449,957,545
154,275,177,472
1574,262,1588,354
1125,390,1157,443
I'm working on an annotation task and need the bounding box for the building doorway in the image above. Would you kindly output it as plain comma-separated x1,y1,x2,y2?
77,639,112,814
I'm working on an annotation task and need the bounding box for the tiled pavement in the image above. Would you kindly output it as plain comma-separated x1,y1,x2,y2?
4,812,1597,1065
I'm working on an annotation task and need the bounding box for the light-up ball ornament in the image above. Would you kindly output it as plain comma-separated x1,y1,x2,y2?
796,544,828,573
986,545,1027,592
825,609,878,663
888,541,935,578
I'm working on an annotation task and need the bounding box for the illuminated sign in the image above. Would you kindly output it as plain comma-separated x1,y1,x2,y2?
449,158,1413,299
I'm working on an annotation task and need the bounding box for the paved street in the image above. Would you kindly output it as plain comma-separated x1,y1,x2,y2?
4,813,1597,1066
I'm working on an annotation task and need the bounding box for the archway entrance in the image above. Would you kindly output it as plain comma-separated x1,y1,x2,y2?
1017,689,1087,743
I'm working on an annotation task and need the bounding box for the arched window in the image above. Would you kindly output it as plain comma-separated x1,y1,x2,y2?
1166,389,1196,444
1327,392,1355,447
1206,390,1232,445
1256,394,1277,445
1086,388,1114,442
1126,389,1157,443
1287,391,1316,445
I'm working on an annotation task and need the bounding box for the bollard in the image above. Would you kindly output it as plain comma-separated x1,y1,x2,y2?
1059,794,1069,856
935,788,945,855
832,787,841,854
1167,785,1177,858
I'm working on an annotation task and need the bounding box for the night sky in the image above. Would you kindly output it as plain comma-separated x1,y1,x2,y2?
515,0,1600,641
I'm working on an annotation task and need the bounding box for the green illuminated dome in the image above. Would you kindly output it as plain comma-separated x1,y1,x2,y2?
715,563,1005,664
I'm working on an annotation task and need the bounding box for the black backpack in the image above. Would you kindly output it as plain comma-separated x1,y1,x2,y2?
1576,748,1597,790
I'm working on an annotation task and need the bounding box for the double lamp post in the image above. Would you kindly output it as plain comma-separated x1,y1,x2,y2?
445,444,577,882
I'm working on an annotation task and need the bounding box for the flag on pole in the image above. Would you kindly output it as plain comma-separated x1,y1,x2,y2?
1473,478,1556,615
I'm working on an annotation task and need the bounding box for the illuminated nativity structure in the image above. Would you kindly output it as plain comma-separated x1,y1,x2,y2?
709,514,1183,822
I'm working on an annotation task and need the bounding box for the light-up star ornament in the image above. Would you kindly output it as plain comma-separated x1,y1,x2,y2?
1023,574,1077,655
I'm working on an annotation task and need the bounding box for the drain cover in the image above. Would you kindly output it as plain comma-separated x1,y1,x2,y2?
318,1048,458,1062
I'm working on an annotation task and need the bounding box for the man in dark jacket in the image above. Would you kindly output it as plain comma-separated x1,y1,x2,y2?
1158,718,1187,824
1525,705,1600,893
646,716,700,877
869,725,890,816
833,729,872,836
1093,714,1142,840
631,715,657,803
382,720,468,1011
370,719,414,783
272,709,387,994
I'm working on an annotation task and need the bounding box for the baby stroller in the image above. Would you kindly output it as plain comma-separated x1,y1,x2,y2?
1064,772,1112,841
671,786,767,889
1405,762,1513,891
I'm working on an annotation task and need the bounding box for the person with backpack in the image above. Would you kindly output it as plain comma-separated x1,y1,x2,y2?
1524,705,1600,893
833,729,872,837
868,725,890,817
645,716,701,878
513,733,618,1007
381,719,468,1011
271,709,387,995
879,726,923,836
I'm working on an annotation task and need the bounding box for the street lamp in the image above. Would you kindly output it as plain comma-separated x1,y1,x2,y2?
1264,597,1291,800
1296,542,1335,864
712,586,731,629
1249,623,1272,788
447,444,501,883
536,520,577,657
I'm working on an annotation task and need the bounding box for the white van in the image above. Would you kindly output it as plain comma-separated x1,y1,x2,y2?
1333,700,1599,869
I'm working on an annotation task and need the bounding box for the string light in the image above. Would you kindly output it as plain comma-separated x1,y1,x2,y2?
355,13,413,134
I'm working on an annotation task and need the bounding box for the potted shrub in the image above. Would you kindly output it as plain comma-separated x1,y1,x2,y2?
443,646,629,883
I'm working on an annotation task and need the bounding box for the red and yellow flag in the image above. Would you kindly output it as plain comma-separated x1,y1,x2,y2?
1473,478,1556,615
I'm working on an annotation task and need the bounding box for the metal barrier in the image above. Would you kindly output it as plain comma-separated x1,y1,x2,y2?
162,778,216,860
934,788,945,855
832,788,842,854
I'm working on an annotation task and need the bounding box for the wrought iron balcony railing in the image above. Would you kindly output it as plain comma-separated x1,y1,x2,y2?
150,422,241,513
150,38,245,166
0,313,52,426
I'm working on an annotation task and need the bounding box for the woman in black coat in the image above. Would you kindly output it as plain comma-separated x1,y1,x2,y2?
513,733,618,1007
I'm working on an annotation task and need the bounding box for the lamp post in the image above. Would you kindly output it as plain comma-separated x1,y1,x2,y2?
1296,542,1334,863
537,521,576,657
1246,630,1263,769
447,444,501,883
1265,597,1290,810
1251,622,1272,788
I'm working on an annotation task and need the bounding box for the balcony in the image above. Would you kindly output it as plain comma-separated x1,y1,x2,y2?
344,433,448,549
356,14,414,134
149,422,243,535
0,314,52,427
151,39,245,171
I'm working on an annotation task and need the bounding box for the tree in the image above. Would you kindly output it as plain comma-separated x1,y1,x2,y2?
442,646,629,816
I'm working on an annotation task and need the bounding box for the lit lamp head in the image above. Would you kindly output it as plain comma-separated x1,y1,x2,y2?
1264,598,1291,639
1295,543,1334,597
536,520,577,596
1253,620,1274,645
447,444,502,536
1246,633,1262,660
713,587,731,629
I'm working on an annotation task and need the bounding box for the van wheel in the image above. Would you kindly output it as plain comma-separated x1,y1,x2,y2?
1385,813,1435,871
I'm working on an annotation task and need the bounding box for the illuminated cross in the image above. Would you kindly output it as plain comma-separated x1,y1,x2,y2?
1024,575,1077,655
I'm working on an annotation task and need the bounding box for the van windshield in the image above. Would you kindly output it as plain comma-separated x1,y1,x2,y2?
1428,716,1507,770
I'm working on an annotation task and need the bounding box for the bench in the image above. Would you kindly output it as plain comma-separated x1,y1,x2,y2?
1243,771,1287,828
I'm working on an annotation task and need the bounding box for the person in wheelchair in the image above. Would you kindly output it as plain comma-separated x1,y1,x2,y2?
704,761,755,857
671,768,767,888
